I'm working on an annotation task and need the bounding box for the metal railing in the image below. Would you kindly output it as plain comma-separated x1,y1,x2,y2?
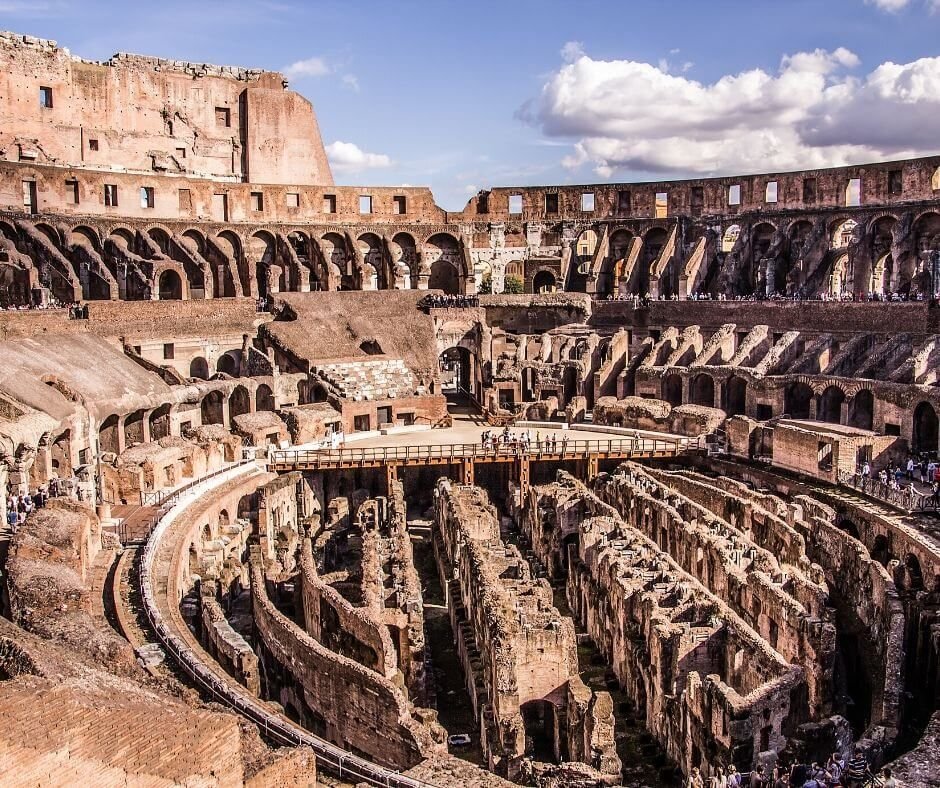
271,436,701,468
838,470,937,512
139,461,250,507
137,462,436,787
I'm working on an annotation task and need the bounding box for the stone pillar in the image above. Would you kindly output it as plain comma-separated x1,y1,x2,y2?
386,463,400,497
460,458,474,486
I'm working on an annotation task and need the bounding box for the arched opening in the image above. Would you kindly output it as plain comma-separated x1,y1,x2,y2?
848,389,874,431
189,356,210,380
50,430,72,477
520,700,557,762
912,401,938,455
229,385,250,418
429,259,460,295
532,270,557,293
871,534,891,568
148,227,171,255
690,374,715,407
838,517,860,539
724,376,747,417
216,351,239,377
149,403,172,441
569,229,597,292
256,384,275,411
818,386,845,424
871,254,890,297
391,232,418,287
600,229,634,297
201,391,225,426
321,232,350,290
158,269,183,300
830,255,848,297
662,374,683,407
638,227,667,296
784,382,813,419
249,231,278,297
721,224,741,254
99,414,120,455
440,346,473,401
358,232,386,289
751,222,776,296
903,554,924,591
782,220,813,295
216,231,248,295
831,219,858,250
124,409,146,446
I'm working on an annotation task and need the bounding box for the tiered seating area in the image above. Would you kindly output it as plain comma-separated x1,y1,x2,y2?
313,358,425,401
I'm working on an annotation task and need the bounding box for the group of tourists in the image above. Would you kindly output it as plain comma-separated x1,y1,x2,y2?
6,486,50,528
686,749,896,787
858,455,940,506
421,294,480,309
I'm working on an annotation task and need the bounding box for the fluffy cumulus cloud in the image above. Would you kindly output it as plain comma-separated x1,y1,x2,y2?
283,56,331,79
519,42,940,178
325,141,392,172
865,0,940,10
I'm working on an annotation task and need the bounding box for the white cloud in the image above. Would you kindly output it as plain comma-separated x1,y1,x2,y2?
341,73,360,92
865,0,910,9
560,41,584,64
283,56,330,79
325,141,392,172
520,45,940,178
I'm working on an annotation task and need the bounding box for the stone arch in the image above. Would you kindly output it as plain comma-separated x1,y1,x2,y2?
357,232,386,289
903,553,924,591
391,232,418,285
830,218,858,250
567,228,598,292
149,403,173,441
637,227,667,296
321,232,349,290
532,269,557,293
255,383,275,411
215,230,249,296
848,389,874,431
216,350,240,377
912,400,938,455
189,356,210,380
724,375,747,417
830,254,849,296
157,268,183,300
597,228,634,296
229,385,250,418
201,390,225,426
871,534,892,568
662,373,683,407
429,259,460,295
818,385,845,424
148,227,172,255
249,230,279,297
690,373,715,407
287,231,318,291
70,225,102,253
784,381,813,419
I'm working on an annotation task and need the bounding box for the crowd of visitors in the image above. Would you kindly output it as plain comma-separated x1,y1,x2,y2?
855,455,940,508
421,294,480,309
604,291,931,305
5,486,50,529
685,749,896,787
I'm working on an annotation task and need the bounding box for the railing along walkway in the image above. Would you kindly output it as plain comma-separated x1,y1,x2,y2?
270,435,704,470
838,470,938,514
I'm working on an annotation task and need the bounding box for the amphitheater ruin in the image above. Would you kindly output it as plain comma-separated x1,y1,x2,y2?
0,29,938,788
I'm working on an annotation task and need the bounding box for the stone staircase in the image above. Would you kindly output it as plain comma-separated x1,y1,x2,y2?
313,358,425,401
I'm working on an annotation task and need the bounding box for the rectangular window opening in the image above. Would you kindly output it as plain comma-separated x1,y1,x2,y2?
477,191,489,214
728,184,742,206
359,195,373,214
286,192,300,208
581,192,595,212
617,190,631,214
104,184,118,207
215,106,231,127
545,193,559,214
654,192,668,218
765,181,778,203
163,343,175,360
39,86,53,108
393,195,407,214
323,194,337,214
178,188,192,212
845,178,861,207
250,191,264,212
887,169,903,196
66,180,79,205
212,192,228,222
88,138,99,152
802,177,817,204
22,180,37,214
508,194,523,215
175,147,186,160
140,186,155,209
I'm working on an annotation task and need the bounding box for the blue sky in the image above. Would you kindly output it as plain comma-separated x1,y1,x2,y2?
4,0,940,209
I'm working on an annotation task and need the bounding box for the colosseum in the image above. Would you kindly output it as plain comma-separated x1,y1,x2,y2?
0,28,938,788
